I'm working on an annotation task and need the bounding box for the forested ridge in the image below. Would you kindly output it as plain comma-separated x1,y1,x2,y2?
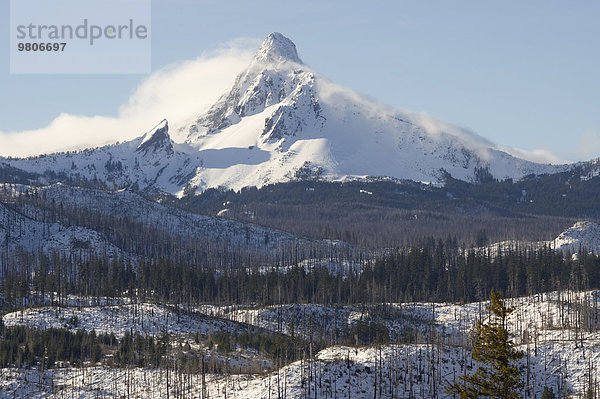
174,171,600,247
3,241,599,309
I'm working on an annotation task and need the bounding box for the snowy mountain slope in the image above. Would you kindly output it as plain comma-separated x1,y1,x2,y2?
2,119,198,196
0,182,313,254
578,157,600,181
0,33,569,196
174,32,568,191
0,201,128,260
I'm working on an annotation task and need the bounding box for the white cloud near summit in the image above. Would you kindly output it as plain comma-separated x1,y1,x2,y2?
575,129,600,161
499,146,569,165
0,42,255,157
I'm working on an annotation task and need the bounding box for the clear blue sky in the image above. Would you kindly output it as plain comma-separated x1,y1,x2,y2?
1,0,599,161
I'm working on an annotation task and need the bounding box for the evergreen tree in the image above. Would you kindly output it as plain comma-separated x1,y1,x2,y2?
541,386,556,399
448,290,524,398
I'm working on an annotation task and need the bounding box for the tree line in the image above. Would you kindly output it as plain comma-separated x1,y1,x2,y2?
3,239,600,310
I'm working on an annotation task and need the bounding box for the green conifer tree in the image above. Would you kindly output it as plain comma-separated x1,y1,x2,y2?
541,386,556,399
448,290,524,398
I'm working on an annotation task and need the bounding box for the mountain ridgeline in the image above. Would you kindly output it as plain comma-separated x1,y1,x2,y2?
0,32,575,197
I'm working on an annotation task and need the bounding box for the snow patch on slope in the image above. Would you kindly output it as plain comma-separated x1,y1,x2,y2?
3,303,246,338
552,220,600,254
481,220,600,258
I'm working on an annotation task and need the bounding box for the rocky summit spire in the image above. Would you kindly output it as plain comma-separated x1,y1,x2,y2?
137,119,173,155
253,32,302,64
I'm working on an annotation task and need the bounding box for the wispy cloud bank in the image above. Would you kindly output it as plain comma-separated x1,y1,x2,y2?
499,146,569,165
498,146,572,165
0,40,255,157
575,129,600,161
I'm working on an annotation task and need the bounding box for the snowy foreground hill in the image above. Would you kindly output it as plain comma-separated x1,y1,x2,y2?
1,33,568,196
3,290,600,398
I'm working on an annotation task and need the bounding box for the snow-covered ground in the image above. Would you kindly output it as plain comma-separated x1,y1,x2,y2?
10,291,592,349
3,291,600,397
0,201,130,260
0,339,595,398
3,302,262,339
551,220,600,255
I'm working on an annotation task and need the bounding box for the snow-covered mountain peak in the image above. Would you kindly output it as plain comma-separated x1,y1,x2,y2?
137,119,173,155
167,32,567,192
253,32,302,65
1,33,570,195
181,34,314,142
